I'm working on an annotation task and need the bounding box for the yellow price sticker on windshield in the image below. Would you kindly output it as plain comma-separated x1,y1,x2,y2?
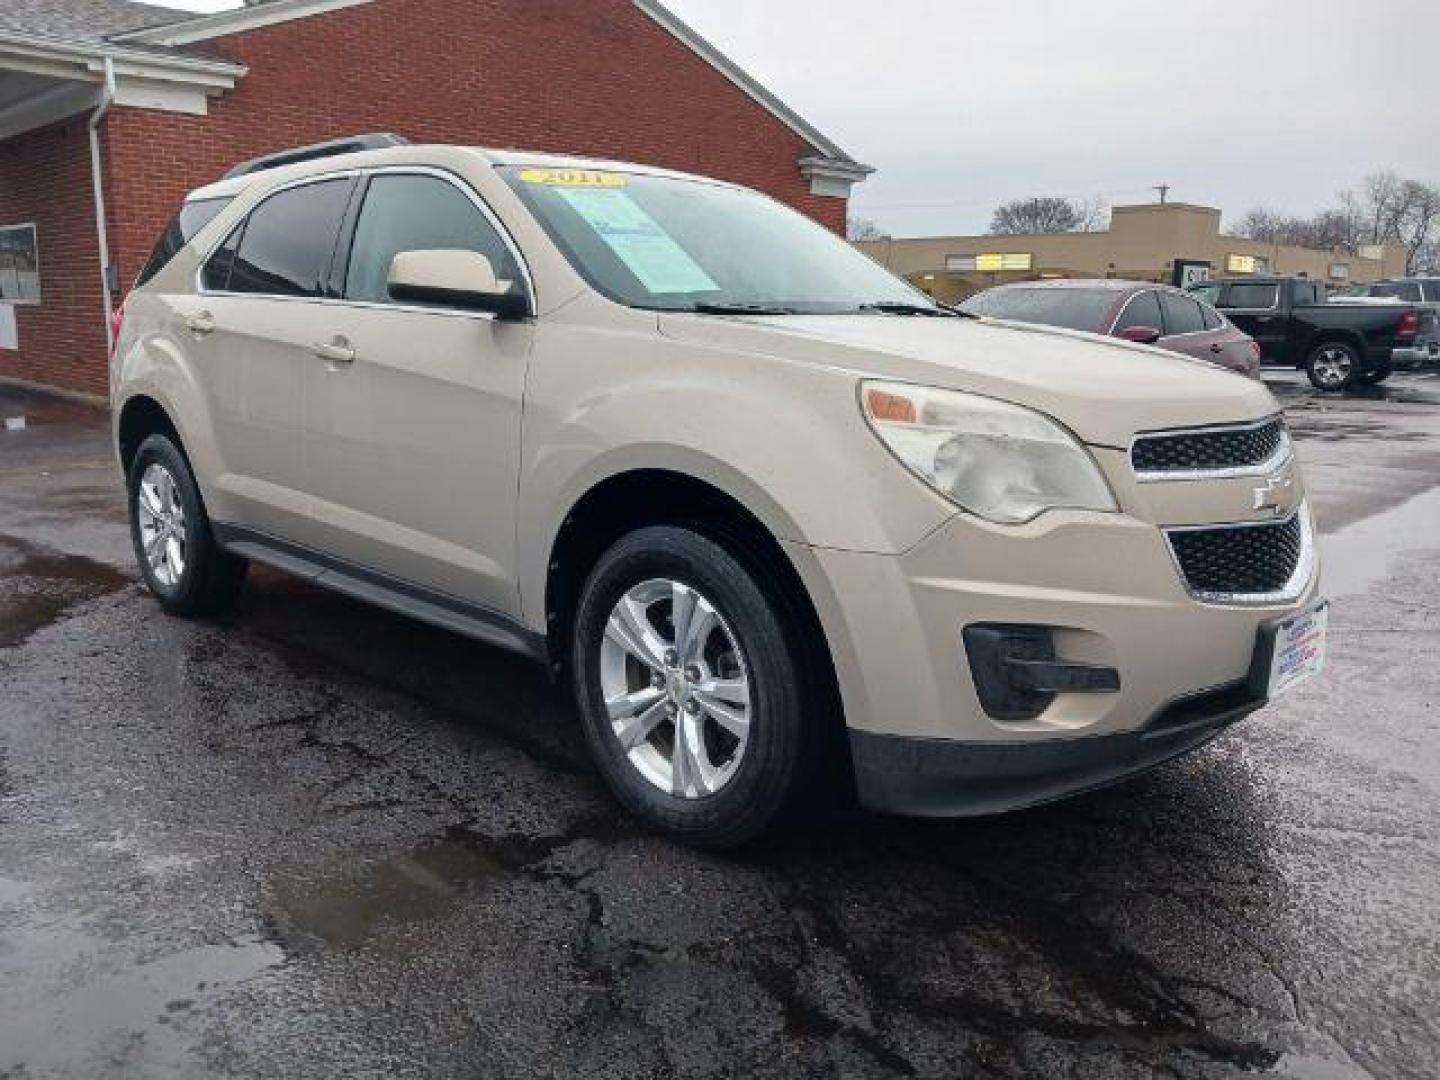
520,168,628,188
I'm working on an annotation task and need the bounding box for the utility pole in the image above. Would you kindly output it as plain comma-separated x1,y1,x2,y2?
1154,184,1171,205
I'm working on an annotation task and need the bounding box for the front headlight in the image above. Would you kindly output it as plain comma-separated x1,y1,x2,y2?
860,381,1117,524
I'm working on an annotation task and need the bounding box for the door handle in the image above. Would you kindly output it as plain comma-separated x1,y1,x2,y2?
312,337,357,366
186,311,216,337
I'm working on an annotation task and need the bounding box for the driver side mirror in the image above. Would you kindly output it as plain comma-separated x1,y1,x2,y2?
1117,325,1162,345
388,249,529,320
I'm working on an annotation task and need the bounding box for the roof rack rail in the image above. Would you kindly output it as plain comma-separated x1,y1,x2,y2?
222,133,411,180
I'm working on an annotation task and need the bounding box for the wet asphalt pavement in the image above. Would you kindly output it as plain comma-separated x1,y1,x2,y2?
1,372,1438,1079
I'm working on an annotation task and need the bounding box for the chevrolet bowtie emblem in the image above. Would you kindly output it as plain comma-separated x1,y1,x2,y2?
1252,472,1295,516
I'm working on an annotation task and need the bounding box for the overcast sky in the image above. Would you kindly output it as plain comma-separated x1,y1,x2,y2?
145,0,1440,237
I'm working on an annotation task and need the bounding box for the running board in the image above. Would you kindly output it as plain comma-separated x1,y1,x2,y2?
212,524,548,663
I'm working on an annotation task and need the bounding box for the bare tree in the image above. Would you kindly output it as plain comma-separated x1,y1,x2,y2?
1235,172,1440,271
847,216,890,242
989,197,1086,235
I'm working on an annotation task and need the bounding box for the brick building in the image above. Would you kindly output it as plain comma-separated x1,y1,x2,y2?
0,0,872,397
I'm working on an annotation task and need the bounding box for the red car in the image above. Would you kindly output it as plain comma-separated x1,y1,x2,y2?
959,279,1262,378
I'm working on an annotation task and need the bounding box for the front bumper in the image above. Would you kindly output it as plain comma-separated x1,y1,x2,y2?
803,486,1319,816
850,678,1262,817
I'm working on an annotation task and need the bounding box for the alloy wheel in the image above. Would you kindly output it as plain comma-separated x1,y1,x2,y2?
599,578,752,799
136,463,188,589
1311,346,1354,389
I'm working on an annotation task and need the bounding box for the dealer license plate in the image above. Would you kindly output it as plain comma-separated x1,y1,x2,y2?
1267,603,1328,698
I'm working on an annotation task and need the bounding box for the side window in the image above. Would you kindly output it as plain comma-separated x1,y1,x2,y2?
1112,290,1162,334
1199,300,1223,330
1189,283,1222,306
202,221,244,292
228,179,354,298
1226,283,1279,309
343,174,520,306
1159,291,1205,335
1373,282,1422,302
1425,283,1440,303
136,196,232,288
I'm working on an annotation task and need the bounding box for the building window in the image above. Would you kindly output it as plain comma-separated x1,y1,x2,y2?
945,255,977,272
1329,263,1350,281
0,224,40,303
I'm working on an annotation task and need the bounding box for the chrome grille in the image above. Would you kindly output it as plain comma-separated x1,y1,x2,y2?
1167,514,1305,600
1132,417,1287,477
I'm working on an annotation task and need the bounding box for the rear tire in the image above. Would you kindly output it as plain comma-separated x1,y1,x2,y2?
128,434,247,617
571,525,817,848
1305,341,1360,391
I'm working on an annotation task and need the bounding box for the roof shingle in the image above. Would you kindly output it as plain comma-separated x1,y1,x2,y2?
0,0,197,45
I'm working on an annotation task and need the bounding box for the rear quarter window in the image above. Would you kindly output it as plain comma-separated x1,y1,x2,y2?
134,197,232,288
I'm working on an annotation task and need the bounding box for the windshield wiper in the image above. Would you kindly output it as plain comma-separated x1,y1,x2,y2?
689,301,799,316
859,301,966,318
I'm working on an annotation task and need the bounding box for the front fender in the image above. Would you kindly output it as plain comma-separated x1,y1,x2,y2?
514,321,955,630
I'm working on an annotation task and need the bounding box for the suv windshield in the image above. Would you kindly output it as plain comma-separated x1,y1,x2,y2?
499,166,936,315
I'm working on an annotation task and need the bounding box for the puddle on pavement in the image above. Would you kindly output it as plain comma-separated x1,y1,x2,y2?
0,539,131,648
1265,373,1440,408
265,832,513,951
0,926,284,1075
1320,484,1440,598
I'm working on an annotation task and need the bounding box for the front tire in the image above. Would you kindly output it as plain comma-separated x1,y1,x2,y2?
128,434,247,617
1306,341,1360,391
571,525,812,848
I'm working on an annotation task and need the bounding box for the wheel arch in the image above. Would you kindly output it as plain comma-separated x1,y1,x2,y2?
538,466,858,750
117,393,184,477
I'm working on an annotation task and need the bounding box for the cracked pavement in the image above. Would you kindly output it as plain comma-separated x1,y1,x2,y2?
1,372,1437,1078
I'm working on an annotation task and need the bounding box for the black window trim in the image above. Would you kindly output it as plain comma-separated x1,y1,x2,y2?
195,165,535,322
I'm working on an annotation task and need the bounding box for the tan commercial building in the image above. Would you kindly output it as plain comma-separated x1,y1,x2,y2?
858,202,1410,306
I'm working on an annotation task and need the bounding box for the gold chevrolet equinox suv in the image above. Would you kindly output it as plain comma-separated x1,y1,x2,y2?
112,136,1327,847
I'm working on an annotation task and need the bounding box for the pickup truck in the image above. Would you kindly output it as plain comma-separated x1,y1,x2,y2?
1340,277,1440,369
1188,277,1422,390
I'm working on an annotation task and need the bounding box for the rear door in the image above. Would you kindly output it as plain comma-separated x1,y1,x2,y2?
192,175,357,543
300,169,534,616
1218,281,1285,360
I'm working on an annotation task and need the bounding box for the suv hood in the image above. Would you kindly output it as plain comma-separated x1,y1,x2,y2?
658,313,1278,448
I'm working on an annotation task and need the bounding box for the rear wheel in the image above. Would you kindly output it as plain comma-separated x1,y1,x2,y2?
128,435,247,617
571,525,814,848
1306,341,1360,391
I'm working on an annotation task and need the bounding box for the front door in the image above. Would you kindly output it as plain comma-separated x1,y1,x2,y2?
301,171,533,617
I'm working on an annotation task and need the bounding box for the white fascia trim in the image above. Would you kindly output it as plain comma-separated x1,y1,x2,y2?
632,0,872,173
114,0,376,47
799,156,876,199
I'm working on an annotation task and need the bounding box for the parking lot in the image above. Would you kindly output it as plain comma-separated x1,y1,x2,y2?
1,370,1437,1079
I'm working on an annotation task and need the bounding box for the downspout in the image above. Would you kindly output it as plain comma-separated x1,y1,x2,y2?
88,55,117,354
